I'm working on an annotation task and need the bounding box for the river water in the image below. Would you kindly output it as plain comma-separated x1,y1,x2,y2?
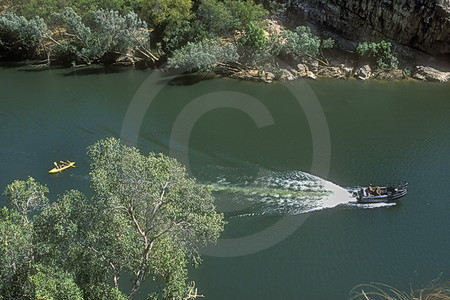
0,65,449,299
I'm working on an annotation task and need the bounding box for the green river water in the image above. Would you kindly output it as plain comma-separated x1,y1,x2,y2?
0,65,449,299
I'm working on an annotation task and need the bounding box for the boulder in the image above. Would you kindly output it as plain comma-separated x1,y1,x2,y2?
306,60,319,73
297,64,309,77
354,65,372,80
412,66,450,83
341,65,354,78
317,65,353,79
279,69,297,81
262,71,276,83
373,69,405,80
305,71,317,80
319,66,345,79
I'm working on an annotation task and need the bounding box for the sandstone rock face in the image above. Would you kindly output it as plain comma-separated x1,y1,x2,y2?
413,65,450,82
291,0,450,55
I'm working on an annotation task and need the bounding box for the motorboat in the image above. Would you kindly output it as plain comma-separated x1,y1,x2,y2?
353,181,408,203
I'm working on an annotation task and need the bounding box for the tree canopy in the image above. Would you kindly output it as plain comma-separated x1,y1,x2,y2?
0,0,347,77
0,138,225,299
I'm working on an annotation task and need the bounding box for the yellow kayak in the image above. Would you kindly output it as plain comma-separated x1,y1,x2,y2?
49,161,76,174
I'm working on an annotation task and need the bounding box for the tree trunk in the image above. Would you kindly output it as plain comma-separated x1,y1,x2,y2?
128,242,153,299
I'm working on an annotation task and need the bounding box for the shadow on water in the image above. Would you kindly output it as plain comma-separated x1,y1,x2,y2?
1,63,132,76
62,65,131,76
158,72,218,86
0,60,37,69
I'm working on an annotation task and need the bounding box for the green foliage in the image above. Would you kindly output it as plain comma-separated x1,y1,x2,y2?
168,38,239,71
0,13,48,58
83,283,128,300
0,207,33,298
3,177,49,223
87,137,225,298
2,0,129,19
197,0,234,34
0,139,224,299
238,21,279,67
137,0,193,26
50,7,150,64
356,40,399,69
198,0,267,35
29,264,83,300
282,26,322,60
239,22,267,51
224,0,267,29
162,20,213,53
321,38,335,50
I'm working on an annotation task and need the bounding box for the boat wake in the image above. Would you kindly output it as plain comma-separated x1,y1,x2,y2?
203,170,399,217
206,170,355,217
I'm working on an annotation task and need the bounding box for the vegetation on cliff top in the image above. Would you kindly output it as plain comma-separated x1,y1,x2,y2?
0,138,225,300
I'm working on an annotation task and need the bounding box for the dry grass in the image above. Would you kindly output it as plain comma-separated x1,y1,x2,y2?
349,280,450,300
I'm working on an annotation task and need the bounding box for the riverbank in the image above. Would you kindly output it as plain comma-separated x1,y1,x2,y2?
221,61,450,83
1,1,449,83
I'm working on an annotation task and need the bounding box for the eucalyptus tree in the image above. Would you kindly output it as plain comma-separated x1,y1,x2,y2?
86,138,224,298
1,138,224,299
33,138,224,299
0,177,49,299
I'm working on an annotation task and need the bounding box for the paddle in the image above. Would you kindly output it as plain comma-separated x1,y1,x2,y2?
60,160,76,168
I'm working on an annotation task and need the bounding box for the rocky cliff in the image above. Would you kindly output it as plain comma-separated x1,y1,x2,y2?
291,0,450,56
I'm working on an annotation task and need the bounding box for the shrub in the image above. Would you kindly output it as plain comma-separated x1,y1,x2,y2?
224,0,267,29
282,26,322,60
197,0,234,34
137,0,193,27
239,21,267,51
356,40,399,69
50,7,151,64
197,0,267,35
162,20,213,53
1,0,129,19
167,38,239,71
0,12,48,58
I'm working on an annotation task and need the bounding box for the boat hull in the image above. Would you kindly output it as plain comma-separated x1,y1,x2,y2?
355,182,408,203
49,162,76,173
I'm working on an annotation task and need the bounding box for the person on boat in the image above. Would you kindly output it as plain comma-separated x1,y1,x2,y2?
366,184,375,195
375,186,381,195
